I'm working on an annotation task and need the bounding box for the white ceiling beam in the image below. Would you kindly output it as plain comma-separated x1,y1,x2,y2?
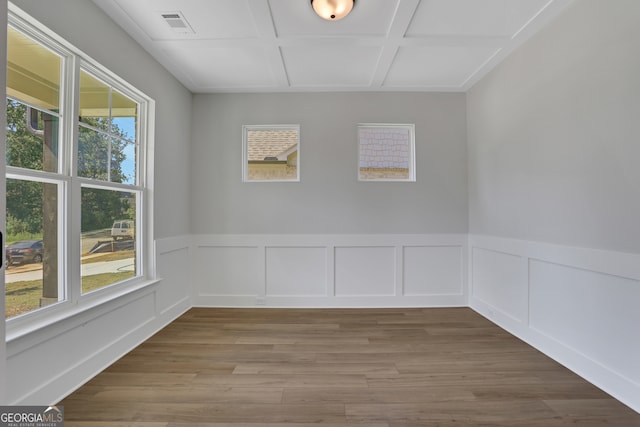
246,0,290,88
370,0,420,88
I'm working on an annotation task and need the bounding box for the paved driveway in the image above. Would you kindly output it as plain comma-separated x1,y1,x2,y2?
5,258,134,283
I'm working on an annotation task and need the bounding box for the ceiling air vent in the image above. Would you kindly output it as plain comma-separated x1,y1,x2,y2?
160,12,194,34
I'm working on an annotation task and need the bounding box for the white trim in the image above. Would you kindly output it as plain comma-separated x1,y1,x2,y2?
0,0,8,405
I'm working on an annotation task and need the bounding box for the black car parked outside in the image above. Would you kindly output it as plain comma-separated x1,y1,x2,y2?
6,240,44,266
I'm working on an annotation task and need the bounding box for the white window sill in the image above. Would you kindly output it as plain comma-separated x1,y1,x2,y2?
6,278,161,345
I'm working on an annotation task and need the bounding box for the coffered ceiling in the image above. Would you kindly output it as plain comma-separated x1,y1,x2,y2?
92,0,573,93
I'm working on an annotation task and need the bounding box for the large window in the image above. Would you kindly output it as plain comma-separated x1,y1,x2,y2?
5,11,152,322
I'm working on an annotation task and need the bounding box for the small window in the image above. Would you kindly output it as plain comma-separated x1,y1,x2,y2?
357,124,416,182
242,125,300,182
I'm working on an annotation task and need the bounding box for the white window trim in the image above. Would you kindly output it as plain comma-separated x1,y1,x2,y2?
357,123,416,182
242,124,301,183
5,5,156,339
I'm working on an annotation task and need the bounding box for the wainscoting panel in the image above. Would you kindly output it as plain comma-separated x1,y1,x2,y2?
194,246,262,298
529,259,640,385
470,247,526,324
156,236,193,316
194,234,467,307
403,246,463,296
266,247,327,297
334,246,396,296
469,235,640,413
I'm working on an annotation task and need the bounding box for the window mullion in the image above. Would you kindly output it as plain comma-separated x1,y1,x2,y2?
107,87,113,182
67,179,82,305
6,167,69,183
67,56,82,305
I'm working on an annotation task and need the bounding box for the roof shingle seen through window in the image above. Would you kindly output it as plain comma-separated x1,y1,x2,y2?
247,130,298,161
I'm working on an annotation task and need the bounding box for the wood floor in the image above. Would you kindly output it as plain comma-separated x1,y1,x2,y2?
60,307,640,426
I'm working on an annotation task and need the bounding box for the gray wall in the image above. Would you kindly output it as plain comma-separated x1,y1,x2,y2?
467,0,640,253
191,92,468,234
11,0,193,239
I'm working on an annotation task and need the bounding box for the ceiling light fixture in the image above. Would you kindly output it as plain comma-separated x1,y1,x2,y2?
311,0,354,21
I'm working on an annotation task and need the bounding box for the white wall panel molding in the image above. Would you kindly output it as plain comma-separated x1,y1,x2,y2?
194,234,467,308
156,235,193,316
470,235,640,280
468,234,640,413
6,236,192,405
469,246,527,327
266,247,328,297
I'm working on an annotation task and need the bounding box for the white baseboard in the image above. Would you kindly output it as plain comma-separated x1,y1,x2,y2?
195,294,466,308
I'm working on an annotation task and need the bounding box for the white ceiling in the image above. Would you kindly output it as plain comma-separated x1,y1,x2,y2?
92,0,572,93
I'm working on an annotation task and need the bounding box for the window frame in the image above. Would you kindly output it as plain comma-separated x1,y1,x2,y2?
357,123,416,182
242,124,301,183
5,6,155,335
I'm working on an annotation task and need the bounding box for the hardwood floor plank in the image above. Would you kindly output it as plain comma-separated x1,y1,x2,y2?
105,359,236,374
130,343,275,354
236,336,369,345
67,402,347,423
394,358,567,374
65,423,168,427
365,372,549,387
470,383,612,400
345,401,558,423
111,350,317,364
145,335,240,344
64,386,284,404
222,323,340,331
192,373,368,388
166,424,388,427
232,362,399,376
83,372,197,387
282,387,476,404
544,399,640,425
272,343,417,354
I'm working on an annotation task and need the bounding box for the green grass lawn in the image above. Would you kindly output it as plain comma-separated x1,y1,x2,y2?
5,253,136,318
6,271,135,318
